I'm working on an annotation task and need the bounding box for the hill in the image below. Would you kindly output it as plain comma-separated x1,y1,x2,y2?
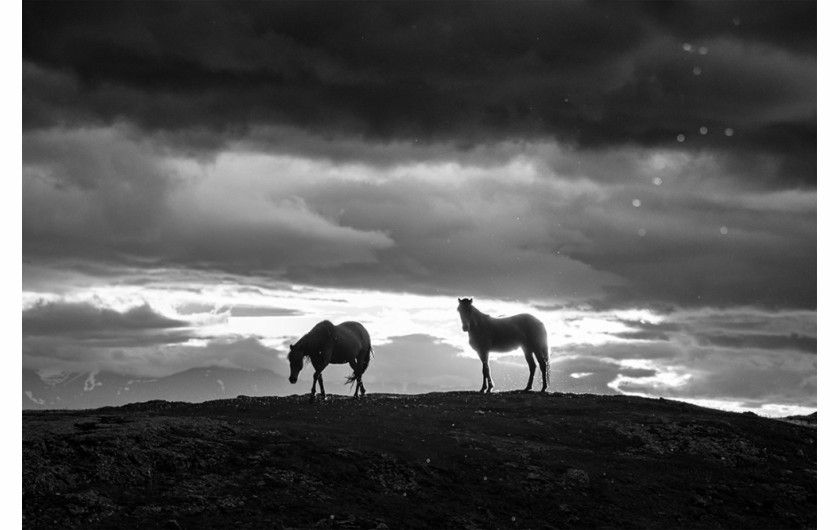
23,392,816,529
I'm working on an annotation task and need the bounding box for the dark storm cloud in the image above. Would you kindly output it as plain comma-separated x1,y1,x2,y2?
22,301,191,346
612,318,682,341
613,329,671,342
23,334,285,378
20,0,816,316
611,317,817,354
564,187,816,309
695,332,816,354
558,341,681,361
22,1,815,185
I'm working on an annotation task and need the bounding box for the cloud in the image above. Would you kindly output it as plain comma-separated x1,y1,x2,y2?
22,299,203,376
562,180,816,309
21,0,815,313
23,321,284,378
23,127,394,279
23,1,815,184
546,301,817,408
550,356,653,395
561,341,683,362
23,300,190,345
695,332,816,354
227,305,303,318
614,346,816,408
22,125,816,310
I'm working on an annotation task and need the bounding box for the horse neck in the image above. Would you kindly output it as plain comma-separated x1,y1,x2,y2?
468,307,489,329
301,321,335,352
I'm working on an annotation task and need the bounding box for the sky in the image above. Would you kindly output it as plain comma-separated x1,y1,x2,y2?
20,0,818,416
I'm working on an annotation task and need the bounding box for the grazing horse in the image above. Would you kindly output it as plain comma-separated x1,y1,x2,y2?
287,320,373,402
457,298,550,393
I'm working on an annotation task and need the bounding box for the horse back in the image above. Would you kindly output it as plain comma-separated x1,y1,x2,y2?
333,321,371,360
487,313,547,351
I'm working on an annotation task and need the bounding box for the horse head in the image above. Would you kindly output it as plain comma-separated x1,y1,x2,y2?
457,297,474,332
287,342,306,384
287,321,334,384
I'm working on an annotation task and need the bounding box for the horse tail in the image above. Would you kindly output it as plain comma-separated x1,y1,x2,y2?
543,345,551,388
345,344,373,387
539,323,550,388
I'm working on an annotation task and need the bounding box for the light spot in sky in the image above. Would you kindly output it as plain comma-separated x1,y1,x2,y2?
693,66,702,76
637,228,647,237
724,128,735,137
652,177,663,186
720,226,729,235
676,134,686,143
632,199,641,208
682,43,693,52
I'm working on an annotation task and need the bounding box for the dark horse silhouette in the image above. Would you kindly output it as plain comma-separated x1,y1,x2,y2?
457,298,550,393
287,320,373,402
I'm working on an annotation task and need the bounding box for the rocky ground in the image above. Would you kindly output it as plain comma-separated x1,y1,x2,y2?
23,392,816,529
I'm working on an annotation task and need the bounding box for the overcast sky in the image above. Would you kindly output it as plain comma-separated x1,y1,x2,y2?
21,1,817,415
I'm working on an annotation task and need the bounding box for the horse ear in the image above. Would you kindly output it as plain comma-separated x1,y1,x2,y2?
467,298,473,304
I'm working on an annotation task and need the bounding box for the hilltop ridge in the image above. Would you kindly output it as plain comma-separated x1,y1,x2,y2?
23,391,816,529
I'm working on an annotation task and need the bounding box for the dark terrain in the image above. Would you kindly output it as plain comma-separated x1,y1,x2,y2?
23,392,816,529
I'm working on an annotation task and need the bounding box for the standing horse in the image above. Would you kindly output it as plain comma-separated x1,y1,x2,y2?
457,298,550,393
287,320,373,402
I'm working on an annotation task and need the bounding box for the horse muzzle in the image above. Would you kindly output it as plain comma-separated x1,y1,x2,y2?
462,324,470,332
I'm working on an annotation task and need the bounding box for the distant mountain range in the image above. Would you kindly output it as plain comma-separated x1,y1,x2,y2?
22,367,289,410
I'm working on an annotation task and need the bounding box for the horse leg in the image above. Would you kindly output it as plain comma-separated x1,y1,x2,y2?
309,371,321,403
356,365,366,398
483,361,494,393
317,373,327,400
523,349,536,392
537,348,549,392
477,351,489,393
353,372,366,398
478,351,494,393
349,360,364,399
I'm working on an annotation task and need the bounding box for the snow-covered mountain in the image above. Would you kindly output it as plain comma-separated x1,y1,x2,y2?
22,367,289,409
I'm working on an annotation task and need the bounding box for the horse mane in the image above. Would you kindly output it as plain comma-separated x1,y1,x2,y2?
463,302,489,327
293,320,335,357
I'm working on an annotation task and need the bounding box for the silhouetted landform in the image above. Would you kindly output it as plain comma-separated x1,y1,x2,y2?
23,392,816,529
22,368,288,410
779,412,817,427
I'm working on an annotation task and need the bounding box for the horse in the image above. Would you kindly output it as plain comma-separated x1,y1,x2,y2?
457,298,550,393
287,320,373,402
